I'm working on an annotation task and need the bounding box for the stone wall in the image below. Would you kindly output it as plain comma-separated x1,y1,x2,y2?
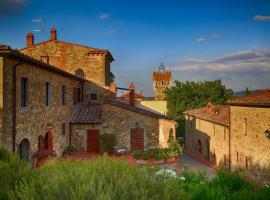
0,57,3,147
83,80,115,103
20,40,112,86
70,124,101,151
101,104,160,150
184,115,229,169
2,57,80,159
158,119,176,148
140,100,167,115
230,106,270,183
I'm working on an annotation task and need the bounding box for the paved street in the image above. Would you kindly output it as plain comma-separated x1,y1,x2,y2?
179,153,217,179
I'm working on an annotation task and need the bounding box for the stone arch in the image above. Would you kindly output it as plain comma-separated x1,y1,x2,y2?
169,128,174,140
45,131,53,150
18,138,30,161
75,68,85,79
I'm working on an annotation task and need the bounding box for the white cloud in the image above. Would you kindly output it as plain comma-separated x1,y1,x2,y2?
169,49,270,74
99,13,110,20
196,37,205,43
254,15,270,21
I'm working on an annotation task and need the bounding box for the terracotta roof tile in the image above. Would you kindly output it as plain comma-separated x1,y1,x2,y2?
70,103,102,124
227,89,270,107
183,105,229,126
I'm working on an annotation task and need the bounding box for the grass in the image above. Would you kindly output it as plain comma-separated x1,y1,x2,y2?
0,146,270,200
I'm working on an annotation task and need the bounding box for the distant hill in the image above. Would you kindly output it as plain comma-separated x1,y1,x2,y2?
234,90,261,97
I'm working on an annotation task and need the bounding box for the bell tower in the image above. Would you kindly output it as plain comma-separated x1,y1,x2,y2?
152,62,172,100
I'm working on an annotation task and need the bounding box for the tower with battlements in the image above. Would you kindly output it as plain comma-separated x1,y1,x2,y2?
152,62,172,100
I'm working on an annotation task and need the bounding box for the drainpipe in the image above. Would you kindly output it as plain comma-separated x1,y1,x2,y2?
13,60,23,152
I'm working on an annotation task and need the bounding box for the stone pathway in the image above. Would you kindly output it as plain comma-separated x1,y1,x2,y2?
178,153,217,179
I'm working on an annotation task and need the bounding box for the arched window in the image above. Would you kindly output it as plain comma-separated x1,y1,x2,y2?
18,138,30,161
75,69,85,78
168,128,174,142
45,132,53,150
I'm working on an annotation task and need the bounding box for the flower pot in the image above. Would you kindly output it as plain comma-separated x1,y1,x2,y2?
165,157,176,163
154,159,164,164
136,159,148,165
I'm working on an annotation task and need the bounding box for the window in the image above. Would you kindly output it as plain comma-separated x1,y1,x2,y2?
62,123,66,136
21,78,28,107
62,85,66,105
45,82,52,106
224,155,227,166
237,152,239,161
90,93,98,102
76,88,81,103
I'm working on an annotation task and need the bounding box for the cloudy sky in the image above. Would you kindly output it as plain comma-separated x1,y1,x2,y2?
0,0,269,96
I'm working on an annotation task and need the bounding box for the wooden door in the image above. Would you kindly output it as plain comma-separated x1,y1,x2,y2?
130,128,144,151
87,130,100,153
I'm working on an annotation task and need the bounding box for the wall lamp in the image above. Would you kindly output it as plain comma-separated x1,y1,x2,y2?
264,129,270,139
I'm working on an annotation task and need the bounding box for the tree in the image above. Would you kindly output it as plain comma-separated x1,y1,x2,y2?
245,87,250,95
166,80,234,137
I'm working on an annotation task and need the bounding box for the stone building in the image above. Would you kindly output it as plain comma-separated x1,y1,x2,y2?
227,90,270,183
183,103,230,169
0,28,177,163
184,90,270,183
152,62,171,101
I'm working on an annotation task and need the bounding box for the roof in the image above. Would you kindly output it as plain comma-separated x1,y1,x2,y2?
70,103,102,124
0,44,82,81
20,40,114,61
104,99,176,122
183,105,229,126
120,91,144,99
227,89,270,107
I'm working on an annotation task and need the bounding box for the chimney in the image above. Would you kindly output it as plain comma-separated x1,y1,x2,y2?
26,32,34,47
207,102,213,114
129,82,136,90
129,89,135,106
50,27,57,41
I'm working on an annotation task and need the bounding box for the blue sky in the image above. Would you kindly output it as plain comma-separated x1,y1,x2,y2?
0,0,270,96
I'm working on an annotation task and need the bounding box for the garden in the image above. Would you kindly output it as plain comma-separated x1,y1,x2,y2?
1,146,270,200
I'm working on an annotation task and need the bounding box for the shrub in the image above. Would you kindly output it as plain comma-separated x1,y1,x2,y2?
0,146,11,161
168,139,182,156
153,149,163,161
143,150,149,161
0,153,32,200
100,132,117,153
132,150,143,160
9,157,186,200
63,146,76,155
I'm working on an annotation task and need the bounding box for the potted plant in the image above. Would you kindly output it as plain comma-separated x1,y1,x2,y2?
132,150,147,165
168,139,182,160
164,148,176,163
153,148,164,164
100,132,117,155
63,146,76,158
